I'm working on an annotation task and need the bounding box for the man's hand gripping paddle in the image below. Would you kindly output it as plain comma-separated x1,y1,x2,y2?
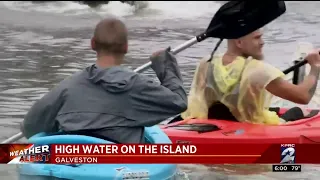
1,1,287,144
272,42,316,106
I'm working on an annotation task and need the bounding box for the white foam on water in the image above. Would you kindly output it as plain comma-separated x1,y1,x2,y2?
142,1,221,19
0,1,89,14
96,1,137,17
0,1,222,20
0,1,137,17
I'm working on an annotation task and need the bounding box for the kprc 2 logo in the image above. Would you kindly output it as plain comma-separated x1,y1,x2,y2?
280,144,296,164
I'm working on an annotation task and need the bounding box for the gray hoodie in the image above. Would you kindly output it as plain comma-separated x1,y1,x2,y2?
21,50,187,143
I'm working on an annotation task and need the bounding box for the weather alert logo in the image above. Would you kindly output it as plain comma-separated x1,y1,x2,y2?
7,144,50,164
280,144,295,164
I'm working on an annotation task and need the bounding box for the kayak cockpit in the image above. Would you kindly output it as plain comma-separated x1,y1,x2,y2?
164,123,221,133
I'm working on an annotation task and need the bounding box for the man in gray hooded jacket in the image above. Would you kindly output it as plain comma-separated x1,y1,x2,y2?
21,17,187,143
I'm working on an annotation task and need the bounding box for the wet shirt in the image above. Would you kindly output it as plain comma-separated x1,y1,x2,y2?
181,55,285,125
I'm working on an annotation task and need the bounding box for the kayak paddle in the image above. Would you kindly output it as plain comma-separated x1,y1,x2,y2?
1,1,287,144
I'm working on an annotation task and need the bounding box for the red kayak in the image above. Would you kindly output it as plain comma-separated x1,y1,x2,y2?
160,108,320,144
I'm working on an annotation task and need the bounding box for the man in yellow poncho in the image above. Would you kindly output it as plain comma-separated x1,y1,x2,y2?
181,28,320,125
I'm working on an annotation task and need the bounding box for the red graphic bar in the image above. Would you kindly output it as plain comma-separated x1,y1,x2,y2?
48,144,315,164
0,144,316,164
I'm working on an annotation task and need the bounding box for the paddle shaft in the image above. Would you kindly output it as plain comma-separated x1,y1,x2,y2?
134,25,219,73
134,37,198,73
283,60,307,75
283,51,320,75
1,132,23,144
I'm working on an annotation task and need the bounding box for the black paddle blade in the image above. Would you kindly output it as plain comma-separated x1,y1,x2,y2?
206,1,286,39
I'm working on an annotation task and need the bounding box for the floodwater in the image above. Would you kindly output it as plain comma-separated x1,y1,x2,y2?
0,1,320,179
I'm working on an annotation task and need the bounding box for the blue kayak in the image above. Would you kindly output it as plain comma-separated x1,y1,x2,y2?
18,126,177,180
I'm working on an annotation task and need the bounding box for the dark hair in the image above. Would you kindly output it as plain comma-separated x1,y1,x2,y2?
92,18,128,55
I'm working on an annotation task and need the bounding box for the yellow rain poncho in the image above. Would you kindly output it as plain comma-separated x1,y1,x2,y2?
181,55,285,125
